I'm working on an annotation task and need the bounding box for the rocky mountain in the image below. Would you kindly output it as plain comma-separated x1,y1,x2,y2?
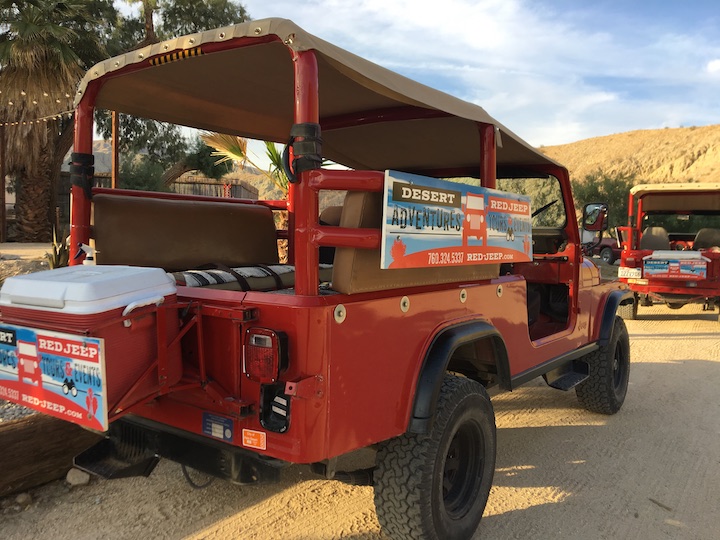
539,124,720,183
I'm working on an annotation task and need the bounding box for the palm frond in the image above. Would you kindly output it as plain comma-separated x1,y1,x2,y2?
201,133,288,195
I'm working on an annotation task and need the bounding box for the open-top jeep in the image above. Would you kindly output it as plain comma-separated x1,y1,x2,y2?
0,19,631,540
618,182,720,320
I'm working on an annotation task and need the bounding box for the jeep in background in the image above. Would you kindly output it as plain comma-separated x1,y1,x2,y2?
0,19,631,540
618,182,720,319
584,235,622,264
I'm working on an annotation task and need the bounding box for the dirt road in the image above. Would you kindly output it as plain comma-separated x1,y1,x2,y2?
2,304,719,540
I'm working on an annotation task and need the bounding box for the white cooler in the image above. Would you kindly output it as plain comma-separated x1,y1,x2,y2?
0,265,181,431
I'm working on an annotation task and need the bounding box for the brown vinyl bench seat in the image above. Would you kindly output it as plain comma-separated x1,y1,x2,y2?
91,193,332,292
92,194,280,271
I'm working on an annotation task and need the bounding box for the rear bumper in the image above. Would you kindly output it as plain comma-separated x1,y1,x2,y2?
75,415,290,484
626,284,720,306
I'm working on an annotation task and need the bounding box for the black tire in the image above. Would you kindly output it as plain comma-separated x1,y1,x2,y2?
600,247,616,265
374,374,496,540
667,302,685,310
617,295,638,320
576,317,630,414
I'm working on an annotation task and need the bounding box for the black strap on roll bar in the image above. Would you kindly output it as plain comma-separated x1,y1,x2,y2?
69,152,95,200
282,123,323,184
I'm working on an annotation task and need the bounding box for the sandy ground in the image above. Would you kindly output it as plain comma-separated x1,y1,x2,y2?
1,302,718,539
0,243,52,260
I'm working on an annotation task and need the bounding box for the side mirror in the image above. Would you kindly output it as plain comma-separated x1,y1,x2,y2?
582,202,609,232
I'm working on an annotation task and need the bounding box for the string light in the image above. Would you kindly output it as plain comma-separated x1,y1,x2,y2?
0,88,77,128
1,110,74,127
0,89,76,107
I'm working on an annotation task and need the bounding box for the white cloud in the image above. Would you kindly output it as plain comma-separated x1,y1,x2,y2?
707,59,720,75
239,0,720,145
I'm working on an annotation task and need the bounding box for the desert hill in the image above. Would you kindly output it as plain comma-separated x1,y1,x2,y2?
247,124,720,193
539,124,720,183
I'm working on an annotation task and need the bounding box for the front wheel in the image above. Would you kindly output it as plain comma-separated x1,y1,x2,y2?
576,317,630,414
374,374,496,540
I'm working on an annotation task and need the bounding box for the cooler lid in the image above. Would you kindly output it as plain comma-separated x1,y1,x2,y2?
642,251,709,261
0,265,176,312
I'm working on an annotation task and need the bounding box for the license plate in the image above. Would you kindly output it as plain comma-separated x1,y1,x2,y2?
618,266,642,279
0,325,108,431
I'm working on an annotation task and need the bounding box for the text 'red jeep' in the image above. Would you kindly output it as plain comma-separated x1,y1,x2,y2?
0,19,631,540
618,183,720,320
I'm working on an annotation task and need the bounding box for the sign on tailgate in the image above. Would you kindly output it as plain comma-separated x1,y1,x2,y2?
0,325,107,431
643,253,709,280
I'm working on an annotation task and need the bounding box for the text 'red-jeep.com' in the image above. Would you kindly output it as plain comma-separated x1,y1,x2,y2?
618,183,720,320
0,19,632,540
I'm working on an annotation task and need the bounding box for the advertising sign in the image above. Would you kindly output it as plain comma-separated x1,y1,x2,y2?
643,258,708,280
381,171,533,269
0,325,108,431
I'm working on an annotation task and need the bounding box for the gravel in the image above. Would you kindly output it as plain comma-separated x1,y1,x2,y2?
0,400,36,423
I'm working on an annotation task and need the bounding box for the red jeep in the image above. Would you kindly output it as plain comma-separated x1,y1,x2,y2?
618,183,720,319
0,19,631,540
584,235,622,264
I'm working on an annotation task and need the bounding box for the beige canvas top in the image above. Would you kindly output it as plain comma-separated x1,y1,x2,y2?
75,18,559,173
631,183,720,212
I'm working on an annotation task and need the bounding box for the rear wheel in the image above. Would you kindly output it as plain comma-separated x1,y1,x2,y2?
374,374,496,540
667,302,685,310
576,317,630,414
600,247,616,264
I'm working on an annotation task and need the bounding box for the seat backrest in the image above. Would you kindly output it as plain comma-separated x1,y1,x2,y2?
318,205,343,265
639,226,670,250
319,205,343,226
331,191,499,294
693,228,720,250
92,194,279,271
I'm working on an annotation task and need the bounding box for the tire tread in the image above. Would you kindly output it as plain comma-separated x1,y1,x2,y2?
374,375,495,540
576,317,630,414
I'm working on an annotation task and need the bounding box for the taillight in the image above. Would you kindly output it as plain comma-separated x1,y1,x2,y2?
244,328,287,383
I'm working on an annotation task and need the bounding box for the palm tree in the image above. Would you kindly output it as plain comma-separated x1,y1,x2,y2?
124,0,158,47
0,1,111,241
201,133,290,196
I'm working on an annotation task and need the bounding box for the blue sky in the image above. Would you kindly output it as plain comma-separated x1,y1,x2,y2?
237,0,720,147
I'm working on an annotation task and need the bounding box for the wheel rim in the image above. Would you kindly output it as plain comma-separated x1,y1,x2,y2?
601,249,612,263
443,421,485,519
612,340,628,392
